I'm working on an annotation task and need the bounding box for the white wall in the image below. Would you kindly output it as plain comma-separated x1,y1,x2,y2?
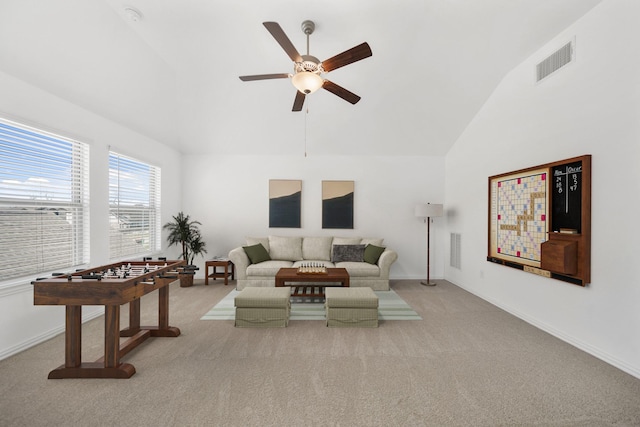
181,154,446,280
0,71,183,359
445,0,640,378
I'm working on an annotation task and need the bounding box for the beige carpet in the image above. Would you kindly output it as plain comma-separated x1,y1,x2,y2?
1,279,639,426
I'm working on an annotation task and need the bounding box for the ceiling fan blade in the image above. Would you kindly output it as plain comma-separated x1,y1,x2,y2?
239,73,289,81
292,91,306,111
322,80,361,105
321,42,372,73
263,22,302,63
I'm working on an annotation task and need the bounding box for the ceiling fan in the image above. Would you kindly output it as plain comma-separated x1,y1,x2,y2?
239,20,372,111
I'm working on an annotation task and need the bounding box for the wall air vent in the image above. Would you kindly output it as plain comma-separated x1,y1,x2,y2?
536,40,574,82
450,233,461,270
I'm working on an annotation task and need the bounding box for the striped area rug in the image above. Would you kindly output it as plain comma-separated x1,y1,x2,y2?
201,289,422,321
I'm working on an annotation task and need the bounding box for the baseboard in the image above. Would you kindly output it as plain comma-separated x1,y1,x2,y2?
451,280,640,380
0,309,104,361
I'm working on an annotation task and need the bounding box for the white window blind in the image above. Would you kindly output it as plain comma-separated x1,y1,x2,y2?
0,117,90,283
109,152,161,259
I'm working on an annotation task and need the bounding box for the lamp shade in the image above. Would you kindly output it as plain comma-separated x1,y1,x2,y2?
291,71,323,94
414,203,443,218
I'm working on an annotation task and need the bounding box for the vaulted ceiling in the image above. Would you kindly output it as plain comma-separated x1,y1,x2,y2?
0,0,602,156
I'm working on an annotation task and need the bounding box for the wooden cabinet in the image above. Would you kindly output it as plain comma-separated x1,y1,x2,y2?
541,239,577,275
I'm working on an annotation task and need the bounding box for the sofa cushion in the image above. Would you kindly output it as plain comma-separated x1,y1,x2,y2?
364,244,386,265
247,260,294,276
361,238,384,247
332,244,366,262
246,237,270,253
332,237,362,246
268,236,303,261
302,237,333,261
335,261,380,277
243,243,271,264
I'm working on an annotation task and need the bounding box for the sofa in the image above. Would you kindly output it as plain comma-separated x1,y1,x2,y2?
228,236,398,291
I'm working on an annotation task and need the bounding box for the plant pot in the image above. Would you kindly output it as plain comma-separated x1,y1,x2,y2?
179,272,194,287
179,265,199,287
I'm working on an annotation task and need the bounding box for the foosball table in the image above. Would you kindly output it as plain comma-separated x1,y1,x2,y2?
32,259,187,379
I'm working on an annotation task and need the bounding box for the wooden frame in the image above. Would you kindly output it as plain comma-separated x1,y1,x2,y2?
487,155,591,286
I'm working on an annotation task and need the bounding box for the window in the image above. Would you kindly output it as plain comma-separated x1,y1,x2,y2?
109,152,161,259
0,117,89,283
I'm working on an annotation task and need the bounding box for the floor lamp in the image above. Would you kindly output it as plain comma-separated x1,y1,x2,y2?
415,203,444,286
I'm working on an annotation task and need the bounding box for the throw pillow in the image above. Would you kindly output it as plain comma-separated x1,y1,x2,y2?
246,237,269,253
364,244,385,265
242,243,271,264
332,244,366,263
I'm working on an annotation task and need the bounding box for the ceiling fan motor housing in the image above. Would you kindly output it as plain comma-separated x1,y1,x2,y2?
294,55,323,74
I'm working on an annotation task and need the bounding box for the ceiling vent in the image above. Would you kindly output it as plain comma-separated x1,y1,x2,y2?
536,40,574,82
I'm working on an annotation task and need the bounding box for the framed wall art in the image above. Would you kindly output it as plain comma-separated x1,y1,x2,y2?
487,155,591,286
322,180,354,229
269,179,301,228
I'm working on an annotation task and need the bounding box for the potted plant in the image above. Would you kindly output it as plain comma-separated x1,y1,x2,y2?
163,212,207,287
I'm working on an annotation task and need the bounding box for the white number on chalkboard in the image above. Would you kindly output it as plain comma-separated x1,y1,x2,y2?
556,176,563,194
570,174,578,191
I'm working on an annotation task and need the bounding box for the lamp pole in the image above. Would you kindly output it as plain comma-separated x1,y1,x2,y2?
421,215,435,286
415,203,443,287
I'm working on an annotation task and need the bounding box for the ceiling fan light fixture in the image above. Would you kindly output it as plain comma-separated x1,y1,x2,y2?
291,71,323,94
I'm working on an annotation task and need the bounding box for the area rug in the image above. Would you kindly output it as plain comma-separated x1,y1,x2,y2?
200,289,422,321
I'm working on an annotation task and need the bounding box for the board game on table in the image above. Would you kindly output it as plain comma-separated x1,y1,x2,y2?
32,259,187,379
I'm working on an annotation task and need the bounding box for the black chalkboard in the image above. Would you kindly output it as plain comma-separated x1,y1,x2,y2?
551,160,582,233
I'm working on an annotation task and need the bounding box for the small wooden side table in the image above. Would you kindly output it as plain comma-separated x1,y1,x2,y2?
205,259,235,286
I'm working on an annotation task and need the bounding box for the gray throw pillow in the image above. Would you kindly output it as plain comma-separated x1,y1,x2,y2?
242,243,271,264
332,244,365,263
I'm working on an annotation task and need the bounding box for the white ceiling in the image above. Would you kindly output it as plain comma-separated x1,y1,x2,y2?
0,0,602,156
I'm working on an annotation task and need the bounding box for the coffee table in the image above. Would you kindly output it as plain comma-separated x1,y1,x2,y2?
275,268,350,298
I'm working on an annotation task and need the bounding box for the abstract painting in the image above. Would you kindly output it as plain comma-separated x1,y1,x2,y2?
269,180,301,228
322,180,354,229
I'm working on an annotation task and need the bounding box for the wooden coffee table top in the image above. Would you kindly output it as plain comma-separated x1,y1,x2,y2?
275,267,349,283
275,268,349,298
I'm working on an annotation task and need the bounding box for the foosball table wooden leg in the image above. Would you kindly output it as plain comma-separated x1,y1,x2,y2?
104,305,120,368
65,305,82,368
49,304,136,379
159,286,169,330
129,298,141,332
151,281,180,337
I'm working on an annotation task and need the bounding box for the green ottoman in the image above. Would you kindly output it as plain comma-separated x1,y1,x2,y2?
234,287,291,328
325,287,379,328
